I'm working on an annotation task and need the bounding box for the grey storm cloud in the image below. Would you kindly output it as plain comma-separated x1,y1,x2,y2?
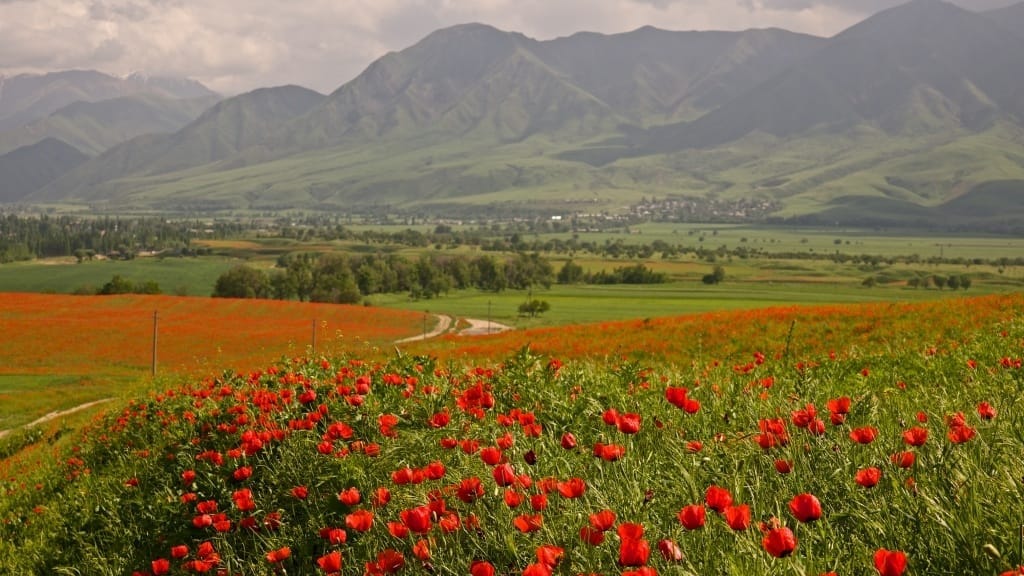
1,0,1019,95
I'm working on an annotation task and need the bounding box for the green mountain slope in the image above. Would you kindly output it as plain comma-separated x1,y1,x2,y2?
35,85,324,202
535,26,824,123
0,138,89,202
631,0,1024,155
0,94,219,156
15,1,1024,229
985,2,1024,33
0,70,216,131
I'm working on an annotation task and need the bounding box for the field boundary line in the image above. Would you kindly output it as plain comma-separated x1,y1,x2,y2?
0,398,114,440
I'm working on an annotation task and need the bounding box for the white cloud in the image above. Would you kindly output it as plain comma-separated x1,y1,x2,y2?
0,0,1016,95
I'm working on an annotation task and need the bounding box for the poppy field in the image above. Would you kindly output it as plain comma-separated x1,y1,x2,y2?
2,294,1024,575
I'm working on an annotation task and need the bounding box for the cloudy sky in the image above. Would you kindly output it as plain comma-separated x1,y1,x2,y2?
0,0,1018,95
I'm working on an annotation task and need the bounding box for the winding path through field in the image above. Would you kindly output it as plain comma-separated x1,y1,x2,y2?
393,314,513,343
394,314,454,343
458,317,513,336
0,398,113,440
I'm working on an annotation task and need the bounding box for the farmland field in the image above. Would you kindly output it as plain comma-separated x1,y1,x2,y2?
1,224,1023,576
0,293,1022,575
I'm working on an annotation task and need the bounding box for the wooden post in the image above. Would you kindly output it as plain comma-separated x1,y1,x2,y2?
151,311,158,377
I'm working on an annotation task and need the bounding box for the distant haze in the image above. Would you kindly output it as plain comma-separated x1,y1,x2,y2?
0,0,1018,95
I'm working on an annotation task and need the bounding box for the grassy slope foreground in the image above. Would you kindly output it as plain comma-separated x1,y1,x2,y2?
1,295,1023,575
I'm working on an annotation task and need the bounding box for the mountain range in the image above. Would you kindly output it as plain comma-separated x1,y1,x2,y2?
4,0,1024,229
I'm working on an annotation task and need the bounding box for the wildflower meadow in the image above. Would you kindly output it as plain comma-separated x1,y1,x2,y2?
2,293,1023,575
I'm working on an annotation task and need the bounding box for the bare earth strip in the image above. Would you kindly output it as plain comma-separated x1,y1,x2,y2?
394,314,454,344
394,315,514,343
458,318,513,336
0,398,113,440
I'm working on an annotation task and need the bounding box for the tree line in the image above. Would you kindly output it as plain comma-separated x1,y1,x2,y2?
0,214,242,263
213,252,556,303
213,253,677,303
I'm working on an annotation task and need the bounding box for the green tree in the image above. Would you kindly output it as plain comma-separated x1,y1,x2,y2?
310,255,361,304
557,260,585,284
98,275,135,295
518,299,550,318
213,265,271,299
959,275,972,290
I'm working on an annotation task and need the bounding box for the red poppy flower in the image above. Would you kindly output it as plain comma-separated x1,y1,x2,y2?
616,412,642,435
424,460,446,480
874,548,907,576
530,493,548,511
366,550,404,576
891,451,915,468
791,404,817,428
536,545,564,567
589,509,617,531
826,396,850,414
724,504,751,530
557,478,586,499
428,410,450,428
151,558,170,575
338,487,361,506
456,477,484,503
514,514,544,533
373,487,391,508
788,493,822,523
438,512,460,533
493,463,517,487
522,563,552,576
705,485,733,513
678,504,706,530
977,402,997,421
849,427,878,444
412,539,431,561
855,467,882,488
320,527,347,544
774,459,793,474
480,446,503,466
762,527,797,558
400,506,432,534
947,423,976,444
171,545,189,559
291,485,308,500
317,551,342,573
181,470,196,485
593,442,626,461
470,560,495,576
665,386,690,409
580,525,605,545
504,489,524,508
602,408,620,426
345,509,374,532
560,432,577,449
657,539,683,562
619,536,651,567
266,547,291,564
902,427,928,446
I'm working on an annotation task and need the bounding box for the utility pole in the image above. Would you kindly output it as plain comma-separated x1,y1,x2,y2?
311,319,317,354
423,310,429,340
151,311,158,377
487,300,492,334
